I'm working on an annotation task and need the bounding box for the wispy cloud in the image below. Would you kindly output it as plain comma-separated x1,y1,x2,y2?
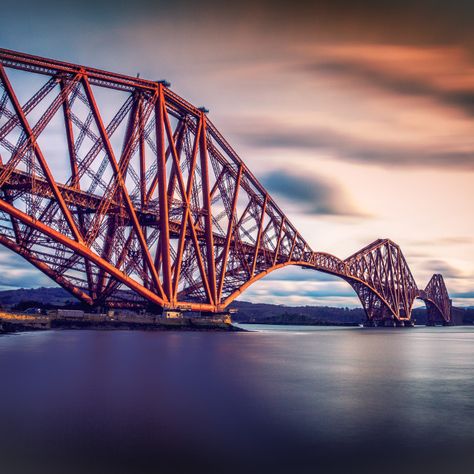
241,277,361,307
308,58,474,118
237,120,474,169
408,236,474,247
452,291,474,299
261,169,366,217
0,248,53,290
421,259,465,280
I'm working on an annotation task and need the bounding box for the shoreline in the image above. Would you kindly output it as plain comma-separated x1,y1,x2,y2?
237,321,360,327
0,314,246,334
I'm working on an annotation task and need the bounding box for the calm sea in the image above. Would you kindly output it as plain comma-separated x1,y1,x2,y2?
1,325,474,474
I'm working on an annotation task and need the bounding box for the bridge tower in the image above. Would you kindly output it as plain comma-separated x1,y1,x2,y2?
418,274,452,325
344,239,418,326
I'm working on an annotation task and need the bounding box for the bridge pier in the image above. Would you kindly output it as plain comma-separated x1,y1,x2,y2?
426,319,452,327
363,318,414,328
426,320,452,326
395,320,415,327
200,311,233,325
363,319,394,327
157,309,234,325
161,309,183,319
153,307,236,325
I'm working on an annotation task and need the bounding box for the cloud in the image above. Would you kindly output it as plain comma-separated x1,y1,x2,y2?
240,277,361,307
421,259,465,280
0,247,54,290
409,236,474,247
260,169,365,217
263,266,342,283
310,59,474,118
452,291,474,299
435,237,473,245
3,1,474,53
237,120,474,169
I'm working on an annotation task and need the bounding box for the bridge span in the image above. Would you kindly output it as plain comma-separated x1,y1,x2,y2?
0,49,452,325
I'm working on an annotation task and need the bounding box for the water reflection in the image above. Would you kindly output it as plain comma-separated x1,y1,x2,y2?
1,326,474,473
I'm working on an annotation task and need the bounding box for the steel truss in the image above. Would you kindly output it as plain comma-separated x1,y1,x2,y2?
0,49,452,322
418,274,452,324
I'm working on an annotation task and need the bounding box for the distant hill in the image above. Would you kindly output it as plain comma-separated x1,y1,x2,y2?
0,287,79,307
230,302,469,326
230,300,366,325
0,286,472,325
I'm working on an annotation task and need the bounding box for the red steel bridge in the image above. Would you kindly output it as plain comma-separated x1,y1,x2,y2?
0,49,452,326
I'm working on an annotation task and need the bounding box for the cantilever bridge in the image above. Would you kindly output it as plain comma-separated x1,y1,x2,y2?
0,49,452,325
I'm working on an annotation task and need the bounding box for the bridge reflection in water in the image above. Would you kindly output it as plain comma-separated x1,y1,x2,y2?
0,49,451,325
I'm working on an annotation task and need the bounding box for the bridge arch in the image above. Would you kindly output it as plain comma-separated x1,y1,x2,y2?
220,251,416,326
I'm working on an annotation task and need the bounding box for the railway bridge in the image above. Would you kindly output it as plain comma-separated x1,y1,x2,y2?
0,49,452,325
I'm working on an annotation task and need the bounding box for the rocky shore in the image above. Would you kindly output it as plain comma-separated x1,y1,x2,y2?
0,312,244,334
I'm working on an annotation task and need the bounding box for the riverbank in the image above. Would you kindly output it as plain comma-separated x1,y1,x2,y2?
240,320,360,327
0,312,244,334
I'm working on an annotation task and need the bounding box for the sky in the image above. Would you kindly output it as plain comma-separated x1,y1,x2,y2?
0,0,473,307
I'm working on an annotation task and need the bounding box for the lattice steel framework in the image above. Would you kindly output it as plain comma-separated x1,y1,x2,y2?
418,274,452,324
343,239,419,322
0,49,452,322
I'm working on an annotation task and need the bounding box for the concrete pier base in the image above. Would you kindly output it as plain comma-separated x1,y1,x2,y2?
199,312,233,325
161,309,183,319
363,318,414,328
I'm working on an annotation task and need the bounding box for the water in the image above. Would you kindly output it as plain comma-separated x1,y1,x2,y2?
1,325,474,474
